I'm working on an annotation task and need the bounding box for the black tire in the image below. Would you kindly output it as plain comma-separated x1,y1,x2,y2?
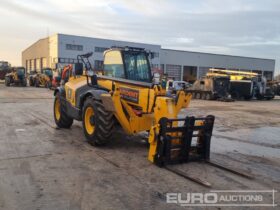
201,93,206,100
22,79,27,87
82,97,114,146
244,95,253,100
5,77,10,86
192,93,196,99
54,93,73,128
47,81,52,89
35,79,40,87
231,91,239,99
29,78,34,86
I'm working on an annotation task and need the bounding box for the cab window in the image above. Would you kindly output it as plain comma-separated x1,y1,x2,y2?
124,52,151,82
103,51,125,78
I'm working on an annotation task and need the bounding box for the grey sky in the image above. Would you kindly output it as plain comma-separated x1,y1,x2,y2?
0,0,279,75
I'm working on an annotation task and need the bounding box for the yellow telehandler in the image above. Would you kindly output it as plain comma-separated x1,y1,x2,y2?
53,47,252,187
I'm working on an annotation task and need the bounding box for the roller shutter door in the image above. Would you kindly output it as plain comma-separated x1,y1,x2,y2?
42,58,47,68
36,59,41,70
166,64,181,80
30,60,35,71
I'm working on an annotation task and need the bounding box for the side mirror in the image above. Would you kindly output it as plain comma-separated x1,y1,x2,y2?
74,63,83,75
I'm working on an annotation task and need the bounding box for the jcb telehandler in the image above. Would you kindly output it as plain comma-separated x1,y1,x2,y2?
29,68,53,88
5,67,27,87
54,47,215,165
54,47,252,186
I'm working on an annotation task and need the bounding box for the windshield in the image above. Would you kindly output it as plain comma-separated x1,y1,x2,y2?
43,69,53,76
17,68,25,75
123,52,151,82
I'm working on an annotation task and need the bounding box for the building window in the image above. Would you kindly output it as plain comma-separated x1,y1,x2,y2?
94,60,103,70
66,44,83,51
152,52,159,58
95,47,109,53
59,58,65,63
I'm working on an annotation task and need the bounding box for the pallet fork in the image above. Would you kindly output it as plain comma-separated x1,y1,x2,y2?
153,115,215,166
149,115,253,187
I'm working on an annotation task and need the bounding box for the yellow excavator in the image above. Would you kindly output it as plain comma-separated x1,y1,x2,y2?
53,47,215,167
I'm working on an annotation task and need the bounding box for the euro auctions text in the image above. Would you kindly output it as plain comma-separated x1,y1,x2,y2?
166,190,277,207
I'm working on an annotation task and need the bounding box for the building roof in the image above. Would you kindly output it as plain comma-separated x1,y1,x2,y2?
57,33,161,48
161,48,275,62
22,37,49,53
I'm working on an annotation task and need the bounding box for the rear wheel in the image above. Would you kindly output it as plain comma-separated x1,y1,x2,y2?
231,91,239,100
82,98,114,146
54,93,73,128
5,77,10,86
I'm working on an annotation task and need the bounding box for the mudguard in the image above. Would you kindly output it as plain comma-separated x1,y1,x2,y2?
54,86,66,97
77,88,109,109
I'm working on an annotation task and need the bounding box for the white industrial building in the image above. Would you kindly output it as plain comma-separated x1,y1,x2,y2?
22,33,275,82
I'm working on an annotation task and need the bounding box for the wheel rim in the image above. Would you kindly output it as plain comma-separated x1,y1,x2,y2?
54,98,61,120
85,106,95,135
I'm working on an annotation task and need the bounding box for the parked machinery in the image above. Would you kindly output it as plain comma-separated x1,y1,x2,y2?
166,80,191,94
5,67,27,86
0,61,11,80
267,80,280,96
186,74,232,100
209,69,274,100
51,65,73,89
29,68,53,88
51,68,62,89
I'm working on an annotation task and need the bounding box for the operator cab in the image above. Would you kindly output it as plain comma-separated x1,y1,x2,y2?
103,47,152,83
15,67,26,79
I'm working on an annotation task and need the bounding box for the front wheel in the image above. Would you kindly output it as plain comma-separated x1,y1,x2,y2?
54,93,73,128
29,78,34,86
22,79,27,87
47,81,52,89
82,98,114,146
